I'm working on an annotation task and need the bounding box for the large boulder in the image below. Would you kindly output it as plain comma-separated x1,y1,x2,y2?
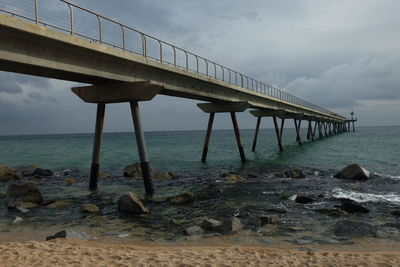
334,220,377,237
202,218,223,231
334,164,370,180
216,217,243,234
6,183,43,206
117,192,148,215
19,166,53,177
184,226,204,236
0,166,21,182
336,199,370,214
46,230,96,241
123,163,150,178
295,195,314,204
276,168,305,178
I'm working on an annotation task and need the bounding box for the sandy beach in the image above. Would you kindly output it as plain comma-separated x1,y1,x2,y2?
0,239,399,267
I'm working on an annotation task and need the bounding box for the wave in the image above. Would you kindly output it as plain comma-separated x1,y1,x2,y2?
332,188,400,205
374,172,400,180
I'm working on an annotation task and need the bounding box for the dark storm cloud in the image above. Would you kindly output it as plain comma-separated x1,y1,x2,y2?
0,72,52,94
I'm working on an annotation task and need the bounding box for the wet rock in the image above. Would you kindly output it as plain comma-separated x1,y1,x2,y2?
225,175,246,183
81,203,100,213
0,166,21,182
117,192,149,215
65,178,77,184
16,206,30,213
15,202,38,213
334,163,370,180
219,172,230,177
46,230,96,241
267,208,288,214
247,172,259,178
295,236,315,245
216,217,243,234
0,192,6,199
42,199,56,206
260,215,279,226
47,201,74,208
168,192,195,205
123,163,151,178
170,218,190,225
99,172,111,179
334,220,377,237
391,210,400,217
152,171,172,180
295,195,314,204
19,166,53,177
12,216,23,225
336,200,369,214
202,218,223,231
283,226,305,232
314,208,347,217
276,168,305,178
7,183,43,206
184,226,204,236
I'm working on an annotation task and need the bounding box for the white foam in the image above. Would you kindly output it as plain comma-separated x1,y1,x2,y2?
332,188,400,205
374,172,400,180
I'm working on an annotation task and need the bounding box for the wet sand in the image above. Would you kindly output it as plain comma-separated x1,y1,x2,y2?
1,239,400,267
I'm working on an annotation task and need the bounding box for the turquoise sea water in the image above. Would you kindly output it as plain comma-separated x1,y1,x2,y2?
0,126,399,176
1,126,400,245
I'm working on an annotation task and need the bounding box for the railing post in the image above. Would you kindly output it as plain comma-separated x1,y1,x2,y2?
67,4,74,35
96,16,102,43
34,0,39,24
121,25,125,50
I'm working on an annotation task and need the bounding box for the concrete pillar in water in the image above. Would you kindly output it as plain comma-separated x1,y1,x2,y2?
201,112,215,162
230,112,246,163
130,101,154,195
252,117,262,152
89,103,106,190
272,116,284,151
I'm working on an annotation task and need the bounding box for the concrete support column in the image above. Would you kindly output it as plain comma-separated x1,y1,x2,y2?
272,116,284,151
130,101,154,195
251,117,262,152
312,121,317,141
230,112,246,163
318,122,323,138
89,103,106,191
201,112,215,162
352,121,355,132
294,119,302,145
306,120,312,140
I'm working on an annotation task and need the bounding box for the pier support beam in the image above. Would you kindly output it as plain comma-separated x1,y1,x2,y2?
294,119,302,145
130,101,154,195
318,122,323,138
306,120,312,140
273,116,284,151
312,121,317,141
231,112,246,163
89,103,106,191
201,112,215,162
251,117,262,152
198,102,248,162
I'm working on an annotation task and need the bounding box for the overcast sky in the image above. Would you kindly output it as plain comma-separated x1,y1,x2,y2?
0,0,399,135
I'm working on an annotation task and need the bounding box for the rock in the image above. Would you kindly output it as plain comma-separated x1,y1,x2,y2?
336,200,369,214
314,208,347,217
170,218,189,225
0,166,21,182
276,168,305,178
391,210,400,217
15,202,38,213
266,208,288,214
225,175,246,183
42,199,56,206
46,230,96,241
169,192,195,205
219,172,230,178
12,216,23,225
117,192,148,215
184,226,204,236
247,172,259,178
152,171,172,180
81,203,100,213
283,226,305,232
65,178,77,184
118,233,129,238
334,163,370,180
16,206,30,213
216,217,243,234
295,195,314,204
7,183,43,206
124,163,151,178
0,192,6,199
99,172,111,179
47,201,74,208
202,219,223,231
334,220,377,237
260,215,279,226
19,166,53,177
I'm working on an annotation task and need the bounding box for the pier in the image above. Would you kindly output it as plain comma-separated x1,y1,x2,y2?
0,0,355,194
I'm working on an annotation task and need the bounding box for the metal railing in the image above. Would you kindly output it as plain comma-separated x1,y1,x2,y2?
0,0,345,120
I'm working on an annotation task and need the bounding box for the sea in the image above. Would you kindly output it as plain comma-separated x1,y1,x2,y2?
1,126,400,246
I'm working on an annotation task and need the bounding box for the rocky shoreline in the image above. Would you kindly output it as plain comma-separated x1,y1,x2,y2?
1,163,400,246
